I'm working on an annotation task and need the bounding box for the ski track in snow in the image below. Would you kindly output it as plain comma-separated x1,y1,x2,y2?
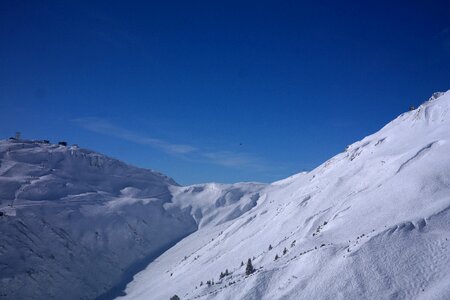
396,141,437,174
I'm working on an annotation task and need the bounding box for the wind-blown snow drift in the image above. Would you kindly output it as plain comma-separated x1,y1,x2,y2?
118,91,450,300
1,91,450,300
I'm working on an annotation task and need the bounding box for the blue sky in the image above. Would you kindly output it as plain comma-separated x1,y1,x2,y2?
1,1,450,185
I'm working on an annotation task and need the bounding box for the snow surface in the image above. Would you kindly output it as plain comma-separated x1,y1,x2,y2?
1,91,450,300
118,91,450,300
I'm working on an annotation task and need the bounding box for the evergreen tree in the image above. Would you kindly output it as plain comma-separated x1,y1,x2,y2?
274,254,279,261
268,244,273,251
241,261,244,267
283,247,288,255
245,258,255,275
170,295,180,300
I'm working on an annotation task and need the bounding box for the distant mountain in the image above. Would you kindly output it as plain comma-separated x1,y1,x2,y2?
118,91,450,300
0,139,264,299
1,91,449,300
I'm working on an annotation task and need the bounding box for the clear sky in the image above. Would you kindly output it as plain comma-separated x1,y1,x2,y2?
1,1,450,185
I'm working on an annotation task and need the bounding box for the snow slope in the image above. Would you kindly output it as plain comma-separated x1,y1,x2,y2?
118,91,450,300
0,140,265,299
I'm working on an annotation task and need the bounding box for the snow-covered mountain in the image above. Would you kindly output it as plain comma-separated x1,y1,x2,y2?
1,91,450,300
0,139,264,299
118,91,450,300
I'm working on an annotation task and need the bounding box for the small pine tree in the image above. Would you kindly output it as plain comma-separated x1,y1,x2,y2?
241,261,244,267
268,244,272,251
274,254,279,261
283,247,288,255
200,281,203,286
225,269,229,276
220,272,224,279
245,258,255,275
170,295,180,300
